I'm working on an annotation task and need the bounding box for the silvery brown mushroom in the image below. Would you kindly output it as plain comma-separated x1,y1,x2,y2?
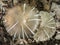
34,11,56,42
3,3,39,42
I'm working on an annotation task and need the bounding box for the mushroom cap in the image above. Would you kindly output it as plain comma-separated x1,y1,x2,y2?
3,4,39,40
34,11,56,42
